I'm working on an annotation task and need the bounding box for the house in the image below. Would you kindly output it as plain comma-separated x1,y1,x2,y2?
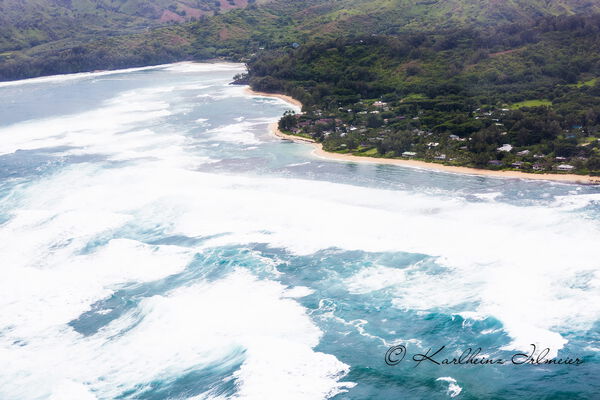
533,163,545,171
449,134,460,140
557,164,575,171
434,154,447,160
427,142,439,147
511,161,524,168
555,156,567,161
316,118,334,125
373,101,388,108
517,150,530,156
488,160,503,166
402,151,417,157
497,144,513,152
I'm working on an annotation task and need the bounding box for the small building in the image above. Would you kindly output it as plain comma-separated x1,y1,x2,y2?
316,118,334,125
488,160,503,166
497,144,513,152
373,101,388,108
434,154,447,160
517,150,530,156
449,134,460,140
511,161,524,169
402,151,417,157
557,164,575,171
533,163,545,171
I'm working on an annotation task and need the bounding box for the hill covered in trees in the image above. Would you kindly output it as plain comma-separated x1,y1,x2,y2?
0,0,266,78
3,0,600,81
242,13,600,174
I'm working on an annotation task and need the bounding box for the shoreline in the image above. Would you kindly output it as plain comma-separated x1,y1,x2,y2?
247,88,600,185
244,87,303,108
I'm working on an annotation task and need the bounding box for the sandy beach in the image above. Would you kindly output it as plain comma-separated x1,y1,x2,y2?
245,87,303,108
247,88,600,185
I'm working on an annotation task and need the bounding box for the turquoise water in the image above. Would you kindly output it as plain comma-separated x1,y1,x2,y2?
0,63,599,400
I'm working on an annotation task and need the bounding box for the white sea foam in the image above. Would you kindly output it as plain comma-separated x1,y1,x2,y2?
286,162,311,167
0,266,354,399
0,66,355,398
0,64,172,88
345,265,407,294
436,377,462,398
1,64,599,399
109,167,600,357
164,62,245,73
205,121,262,145
551,192,600,210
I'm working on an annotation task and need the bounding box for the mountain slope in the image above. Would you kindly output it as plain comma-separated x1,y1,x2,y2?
211,0,600,38
0,0,267,53
241,12,600,174
2,0,600,81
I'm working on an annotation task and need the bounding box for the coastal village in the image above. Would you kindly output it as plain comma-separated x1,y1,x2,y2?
279,97,600,175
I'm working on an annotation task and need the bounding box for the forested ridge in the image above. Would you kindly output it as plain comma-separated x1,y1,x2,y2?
243,14,600,174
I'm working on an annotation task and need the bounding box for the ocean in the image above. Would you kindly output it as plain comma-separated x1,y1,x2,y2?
0,63,599,400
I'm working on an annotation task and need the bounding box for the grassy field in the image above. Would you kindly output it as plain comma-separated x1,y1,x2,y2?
577,78,598,87
509,99,553,109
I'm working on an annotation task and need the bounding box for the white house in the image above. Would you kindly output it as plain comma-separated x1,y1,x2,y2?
497,144,513,152
557,164,575,171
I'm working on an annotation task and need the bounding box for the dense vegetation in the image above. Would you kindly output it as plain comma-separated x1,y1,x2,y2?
3,0,600,81
0,0,262,79
242,14,600,174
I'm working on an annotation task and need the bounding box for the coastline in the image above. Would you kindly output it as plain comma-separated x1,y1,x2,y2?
244,87,303,108
246,87,600,185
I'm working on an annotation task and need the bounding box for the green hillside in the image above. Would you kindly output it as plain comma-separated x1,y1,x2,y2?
3,0,600,80
0,0,264,53
242,13,600,174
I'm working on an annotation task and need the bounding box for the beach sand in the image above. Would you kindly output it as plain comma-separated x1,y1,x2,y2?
246,88,600,185
245,87,303,108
